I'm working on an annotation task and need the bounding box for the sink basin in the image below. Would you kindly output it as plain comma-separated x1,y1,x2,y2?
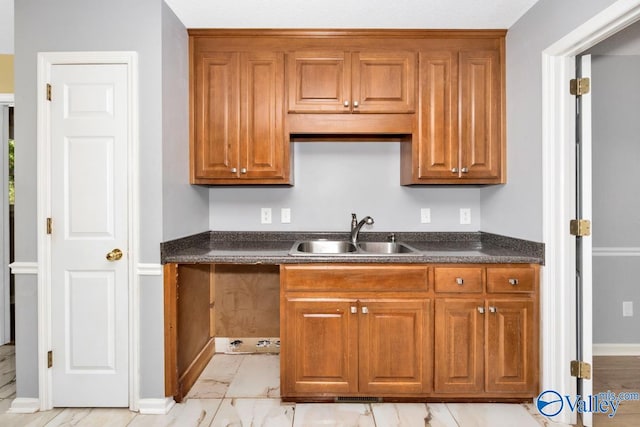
358,241,417,254
292,240,357,255
289,240,419,256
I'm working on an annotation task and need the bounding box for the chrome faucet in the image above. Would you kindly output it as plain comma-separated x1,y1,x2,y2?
350,213,374,245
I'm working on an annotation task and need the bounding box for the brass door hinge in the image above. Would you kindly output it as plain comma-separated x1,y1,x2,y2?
570,219,591,237
571,360,591,379
46,217,53,235
570,77,590,96
47,350,53,368
46,83,52,101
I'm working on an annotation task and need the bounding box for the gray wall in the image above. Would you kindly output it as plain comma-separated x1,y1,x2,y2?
480,0,618,242
0,0,12,54
591,54,640,344
210,143,481,232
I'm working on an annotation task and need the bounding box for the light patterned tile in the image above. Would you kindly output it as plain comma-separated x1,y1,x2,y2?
293,403,375,427
130,398,222,427
371,403,431,427
211,398,293,427
45,408,137,426
447,403,543,427
226,354,280,398
187,379,230,399
425,403,460,427
199,354,244,382
0,406,64,427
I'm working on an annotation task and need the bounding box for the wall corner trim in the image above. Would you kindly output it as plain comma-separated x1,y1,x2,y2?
594,343,640,356
138,397,176,415
8,262,39,275
137,263,163,276
7,398,41,414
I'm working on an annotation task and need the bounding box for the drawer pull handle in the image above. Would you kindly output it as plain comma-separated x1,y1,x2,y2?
350,306,357,314
477,306,485,314
456,277,464,285
361,306,369,314
509,278,519,286
489,306,497,313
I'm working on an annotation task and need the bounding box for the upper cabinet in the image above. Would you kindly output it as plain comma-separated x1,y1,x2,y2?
401,43,505,184
287,51,416,114
189,30,505,186
190,49,289,184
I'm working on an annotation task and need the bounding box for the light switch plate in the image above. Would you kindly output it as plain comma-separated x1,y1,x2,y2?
420,208,431,224
281,208,291,224
261,208,272,224
460,208,471,225
623,301,633,317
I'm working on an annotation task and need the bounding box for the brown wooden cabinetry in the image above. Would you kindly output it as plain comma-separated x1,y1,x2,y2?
287,50,416,114
280,264,431,400
433,265,538,397
190,49,289,184
401,45,504,184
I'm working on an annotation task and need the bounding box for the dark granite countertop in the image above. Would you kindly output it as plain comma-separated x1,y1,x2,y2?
161,231,544,265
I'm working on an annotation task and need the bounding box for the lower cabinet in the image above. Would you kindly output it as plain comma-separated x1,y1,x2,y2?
280,265,432,399
280,263,539,401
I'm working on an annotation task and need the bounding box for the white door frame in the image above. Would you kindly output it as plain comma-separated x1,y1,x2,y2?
542,0,640,424
36,52,140,411
0,95,13,345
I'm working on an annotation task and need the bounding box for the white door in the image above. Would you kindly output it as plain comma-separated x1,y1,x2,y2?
576,54,593,427
50,63,129,407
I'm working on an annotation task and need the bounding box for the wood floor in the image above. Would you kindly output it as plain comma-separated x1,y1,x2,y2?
593,356,640,426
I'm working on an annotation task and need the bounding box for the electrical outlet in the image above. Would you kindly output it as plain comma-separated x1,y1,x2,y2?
281,208,291,224
460,208,471,225
420,208,431,224
260,208,272,224
623,301,633,317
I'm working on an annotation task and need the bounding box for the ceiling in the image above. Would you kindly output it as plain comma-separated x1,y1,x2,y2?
164,0,541,29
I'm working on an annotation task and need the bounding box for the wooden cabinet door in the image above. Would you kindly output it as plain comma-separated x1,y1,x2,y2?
358,299,431,394
415,51,458,180
240,52,287,180
486,299,537,394
282,298,358,395
287,51,350,113
434,299,484,393
191,52,240,181
459,50,502,181
352,51,416,113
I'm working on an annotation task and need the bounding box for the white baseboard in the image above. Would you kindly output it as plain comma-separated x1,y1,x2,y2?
137,397,175,415
593,343,640,356
215,337,230,353
7,398,40,414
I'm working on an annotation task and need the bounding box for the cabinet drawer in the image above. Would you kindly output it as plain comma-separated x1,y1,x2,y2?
434,267,483,293
281,265,428,292
487,266,536,293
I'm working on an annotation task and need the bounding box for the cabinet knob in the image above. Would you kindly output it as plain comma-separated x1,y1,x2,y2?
477,306,485,314
353,101,359,108
361,306,369,314
451,168,458,173
456,277,464,285
231,167,237,173
489,306,497,313
344,100,350,107
509,278,519,286
240,168,247,174
350,306,357,314
461,167,469,173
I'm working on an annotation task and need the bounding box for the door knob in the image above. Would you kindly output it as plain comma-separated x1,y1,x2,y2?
106,248,123,262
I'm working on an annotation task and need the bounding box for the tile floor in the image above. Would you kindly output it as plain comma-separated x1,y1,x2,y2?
0,346,553,426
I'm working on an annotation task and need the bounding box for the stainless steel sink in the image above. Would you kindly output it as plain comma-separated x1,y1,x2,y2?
291,240,357,255
290,239,419,256
358,241,416,254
